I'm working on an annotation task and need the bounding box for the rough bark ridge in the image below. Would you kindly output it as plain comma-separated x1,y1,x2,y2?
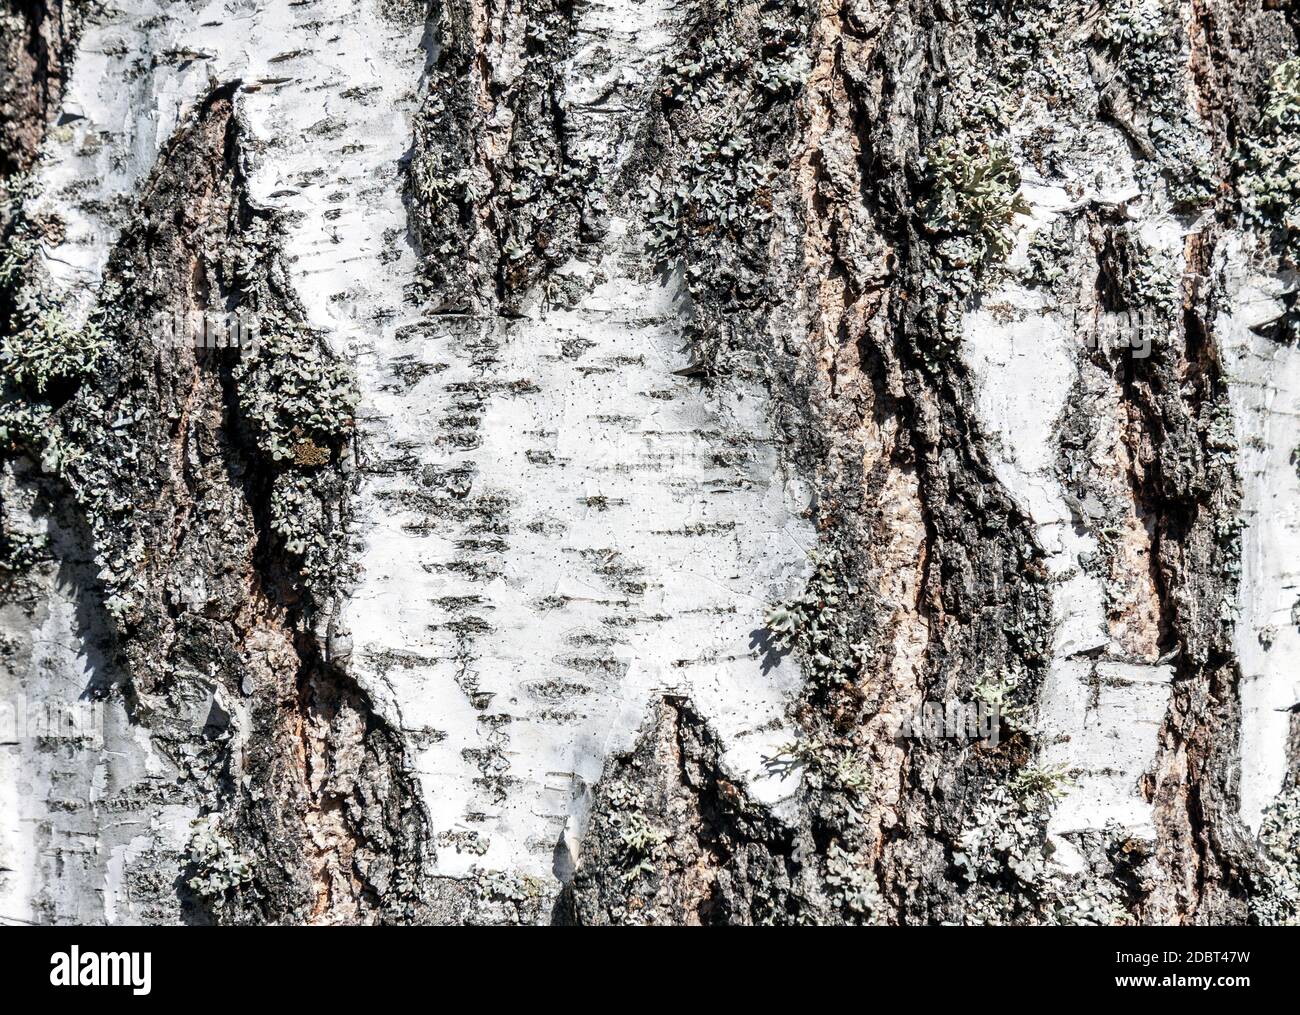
0,0,80,180
561,697,811,925
2,0,1300,925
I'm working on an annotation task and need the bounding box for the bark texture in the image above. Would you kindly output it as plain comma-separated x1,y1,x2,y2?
1,0,1299,925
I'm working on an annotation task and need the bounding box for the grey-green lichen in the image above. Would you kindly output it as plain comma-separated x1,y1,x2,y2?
1024,215,1076,292
465,866,548,925
0,468,46,578
759,546,900,925
764,547,868,690
765,735,873,797
229,288,356,598
233,318,355,467
1239,58,1300,267
0,176,111,595
904,11,1036,359
639,0,813,377
953,781,1051,902
567,698,819,925
952,772,1091,925
0,286,104,395
920,136,1030,271
1,177,105,430
824,842,886,924
1249,785,1300,925
183,815,256,911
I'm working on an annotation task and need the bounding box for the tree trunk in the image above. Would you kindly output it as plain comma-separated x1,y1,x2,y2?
0,0,1297,925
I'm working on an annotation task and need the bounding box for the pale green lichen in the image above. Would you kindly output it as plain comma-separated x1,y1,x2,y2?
764,736,872,796
764,548,868,689
184,815,254,908
617,812,667,883
973,671,1029,732
1240,58,1300,266
233,319,355,466
921,136,1030,266
1,181,106,397
1009,763,1074,804
1,285,105,394
824,843,886,924
912,134,1032,359
1250,785,1300,925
